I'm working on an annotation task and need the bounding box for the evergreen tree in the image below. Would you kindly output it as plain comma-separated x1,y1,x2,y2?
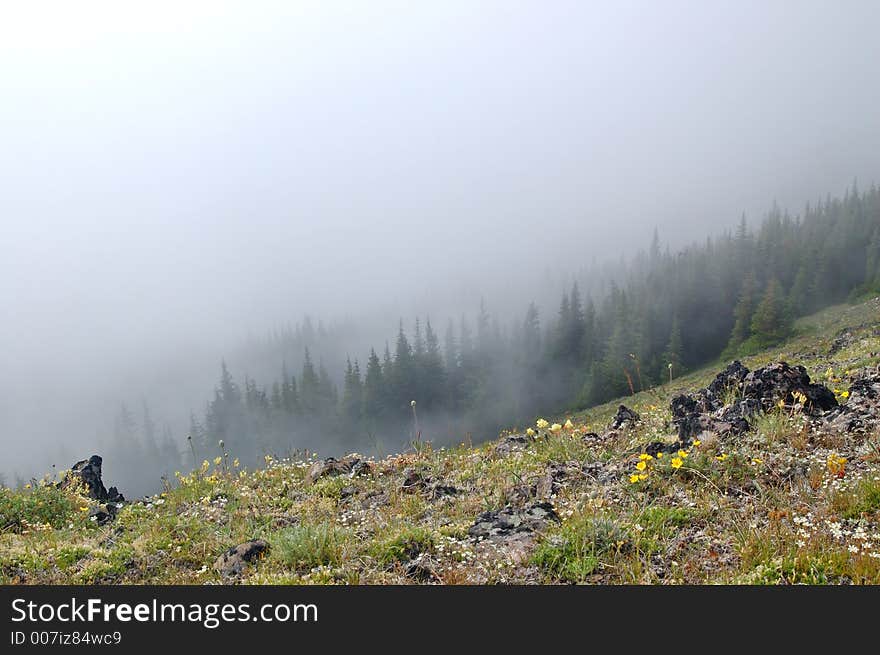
750,278,792,346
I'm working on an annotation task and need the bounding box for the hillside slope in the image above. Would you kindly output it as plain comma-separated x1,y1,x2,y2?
3,297,880,585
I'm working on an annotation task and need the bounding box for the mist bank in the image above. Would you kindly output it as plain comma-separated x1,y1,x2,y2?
6,181,878,495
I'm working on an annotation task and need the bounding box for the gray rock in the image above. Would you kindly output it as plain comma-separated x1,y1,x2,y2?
214,539,270,577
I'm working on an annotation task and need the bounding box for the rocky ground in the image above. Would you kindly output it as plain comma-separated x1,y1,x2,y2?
2,297,880,584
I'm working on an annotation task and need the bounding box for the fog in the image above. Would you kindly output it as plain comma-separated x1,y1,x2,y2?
2,1,880,487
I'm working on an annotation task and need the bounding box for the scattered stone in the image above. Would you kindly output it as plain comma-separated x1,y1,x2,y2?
214,539,270,577
706,360,750,397
494,432,533,457
429,484,460,500
825,370,880,434
468,502,559,541
611,405,641,430
339,486,358,500
404,555,440,583
305,455,371,485
535,462,568,499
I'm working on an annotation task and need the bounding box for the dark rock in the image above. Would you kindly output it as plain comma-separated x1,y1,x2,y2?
825,370,880,434
611,405,641,430
214,539,270,577
670,360,837,442
706,360,750,398
742,362,837,414
62,455,125,505
339,486,358,500
468,502,559,541
429,484,460,500
494,433,533,457
535,462,568,498
644,440,687,457
305,455,370,485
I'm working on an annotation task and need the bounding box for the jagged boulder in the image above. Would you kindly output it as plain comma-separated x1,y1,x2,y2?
62,455,125,504
610,405,641,430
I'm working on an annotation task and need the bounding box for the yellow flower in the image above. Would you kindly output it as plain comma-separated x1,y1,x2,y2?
678,450,689,459
636,461,647,471
629,474,641,484
656,452,664,459
536,418,549,429
751,458,762,465
715,453,728,461
776,399,786,409
213,456,222,466
564,419,574,430
550,423,562,433
233,458,240,468
526,428,536,437
827,453,847,477
671,457,683,469
638,473,648,481
692,439,701,447
840,390,850,399
825,367,835,379
638,453,653,461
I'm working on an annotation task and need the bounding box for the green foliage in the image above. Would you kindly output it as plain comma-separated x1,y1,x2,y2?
270,523,347,571
0,485,80,532
532,516,629,582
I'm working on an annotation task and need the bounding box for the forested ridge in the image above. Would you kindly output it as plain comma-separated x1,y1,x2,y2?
84,183,880,493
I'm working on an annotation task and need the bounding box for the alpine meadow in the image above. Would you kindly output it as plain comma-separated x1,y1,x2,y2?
3,2,880,589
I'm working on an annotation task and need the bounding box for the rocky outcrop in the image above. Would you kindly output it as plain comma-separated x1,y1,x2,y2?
63,455,125,504
668,361,837,443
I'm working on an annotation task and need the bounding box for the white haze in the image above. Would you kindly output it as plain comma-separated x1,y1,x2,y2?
2,1,880,481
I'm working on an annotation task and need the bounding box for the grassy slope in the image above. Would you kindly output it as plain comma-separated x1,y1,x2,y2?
2,297,880,585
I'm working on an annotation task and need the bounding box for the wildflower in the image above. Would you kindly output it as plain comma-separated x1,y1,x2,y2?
692,439,701,447
630,474,641,483
848,545,859,554
638,473,648,481
671,457,683,469
777,399,786,409
233,458,240,468
526,428,536,437
715,453,728,461
840,390,850,399
213,456,222,466
550,423,562,433
636,461,647,471
678,450,689,459
825,367,835,379
638,453,653,461
826,453,847,478
656,452,664,459
564,419,574,430
536,418,549,429
751,458,763,465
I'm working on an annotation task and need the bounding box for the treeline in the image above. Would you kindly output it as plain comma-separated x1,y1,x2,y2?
95,182,880,487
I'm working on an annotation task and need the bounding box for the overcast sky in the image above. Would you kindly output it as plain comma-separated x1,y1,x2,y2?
2,1,879,475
